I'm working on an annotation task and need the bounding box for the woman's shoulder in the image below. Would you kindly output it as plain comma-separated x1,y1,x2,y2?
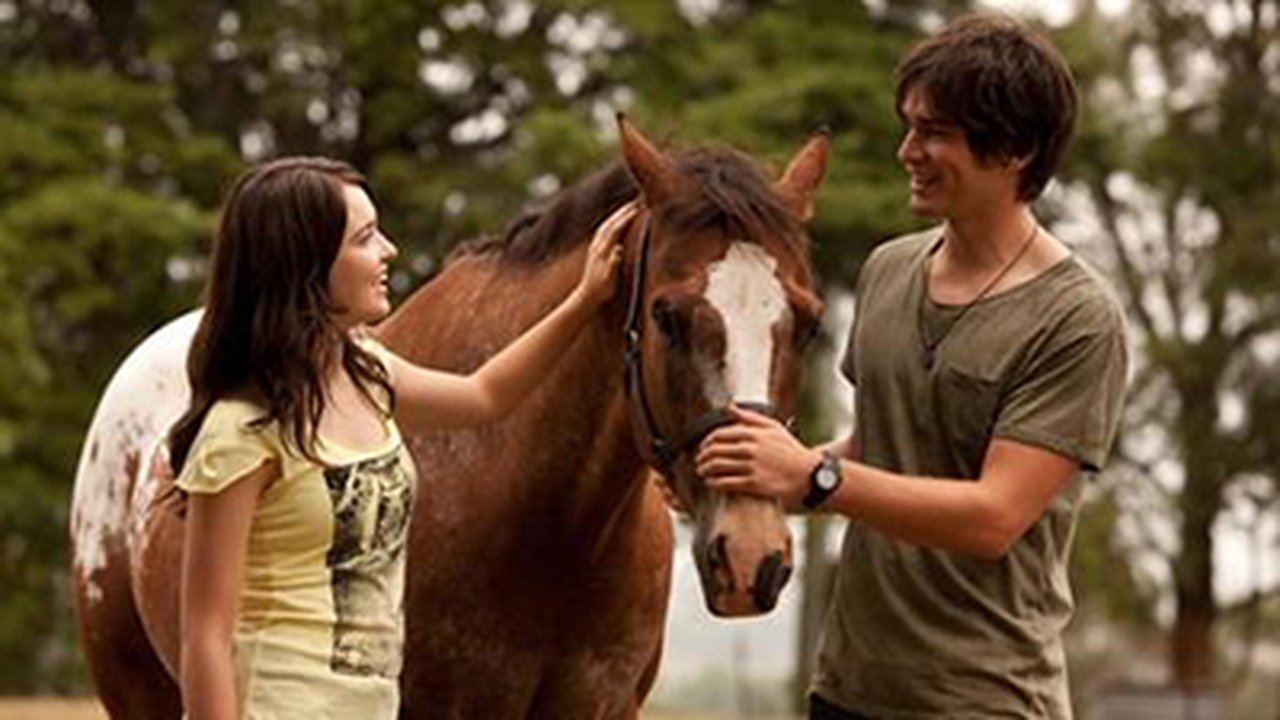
194,394,282,451
351,327,393,364
177,395,282,494
204,394,270,428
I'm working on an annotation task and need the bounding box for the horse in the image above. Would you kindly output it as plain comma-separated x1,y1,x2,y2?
68,117,827,718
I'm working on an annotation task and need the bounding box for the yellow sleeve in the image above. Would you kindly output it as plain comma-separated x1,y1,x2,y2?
176,399,278,495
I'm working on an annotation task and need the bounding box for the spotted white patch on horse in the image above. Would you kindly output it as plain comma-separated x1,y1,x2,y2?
127,436,172,574
701,243,787,405
71,310,201,602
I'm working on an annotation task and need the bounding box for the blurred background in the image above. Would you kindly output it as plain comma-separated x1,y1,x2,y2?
0,0,1276,718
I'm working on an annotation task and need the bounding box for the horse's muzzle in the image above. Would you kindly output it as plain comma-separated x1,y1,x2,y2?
700,535,793,617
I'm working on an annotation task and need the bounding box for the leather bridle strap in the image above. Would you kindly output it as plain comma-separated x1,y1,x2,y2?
623,214,677,471
622,213,791,482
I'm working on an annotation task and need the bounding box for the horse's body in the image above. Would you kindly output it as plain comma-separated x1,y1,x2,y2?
70,120,826,719
70,311,197,718
381,245,673,716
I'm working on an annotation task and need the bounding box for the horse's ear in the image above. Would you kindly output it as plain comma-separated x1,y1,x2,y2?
777,130,830,222
617,114,678,206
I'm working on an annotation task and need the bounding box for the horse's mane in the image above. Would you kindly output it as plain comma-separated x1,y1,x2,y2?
451,146,805,265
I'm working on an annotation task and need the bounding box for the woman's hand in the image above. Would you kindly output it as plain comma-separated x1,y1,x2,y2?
386,200,641,429
574,201,638,306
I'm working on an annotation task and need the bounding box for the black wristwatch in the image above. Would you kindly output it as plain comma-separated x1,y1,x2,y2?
802,451,842,510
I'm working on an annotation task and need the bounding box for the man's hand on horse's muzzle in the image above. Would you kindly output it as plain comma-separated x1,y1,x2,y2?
696,405,819,511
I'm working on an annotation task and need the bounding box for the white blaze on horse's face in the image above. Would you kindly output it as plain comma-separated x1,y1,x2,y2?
701,243,787,406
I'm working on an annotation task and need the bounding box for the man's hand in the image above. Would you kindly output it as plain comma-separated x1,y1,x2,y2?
696,405,821,510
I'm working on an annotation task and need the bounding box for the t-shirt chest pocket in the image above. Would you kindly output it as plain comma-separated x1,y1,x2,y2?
931,364,1003,475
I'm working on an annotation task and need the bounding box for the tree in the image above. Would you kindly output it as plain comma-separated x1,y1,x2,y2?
0,67,231,691
1059,0,1279,690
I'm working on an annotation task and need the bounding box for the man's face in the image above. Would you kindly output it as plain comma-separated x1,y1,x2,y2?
896,87,1020,219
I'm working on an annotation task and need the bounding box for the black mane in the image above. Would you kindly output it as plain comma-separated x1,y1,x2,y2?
452,146,805,264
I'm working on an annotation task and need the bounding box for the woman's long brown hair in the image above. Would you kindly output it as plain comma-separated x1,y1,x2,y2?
169,157,394,473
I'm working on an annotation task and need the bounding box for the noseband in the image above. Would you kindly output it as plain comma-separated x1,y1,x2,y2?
621,211,790,479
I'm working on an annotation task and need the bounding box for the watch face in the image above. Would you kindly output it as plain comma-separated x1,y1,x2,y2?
816,467,838,491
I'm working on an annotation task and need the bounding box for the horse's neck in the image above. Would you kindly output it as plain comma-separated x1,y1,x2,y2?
393,245,650,543
516,252,649,541
546,321,650,544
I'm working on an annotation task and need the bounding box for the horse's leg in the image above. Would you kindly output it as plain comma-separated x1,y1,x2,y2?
74,537,181,719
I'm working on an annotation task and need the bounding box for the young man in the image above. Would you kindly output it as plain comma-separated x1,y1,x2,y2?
697,13,1128,719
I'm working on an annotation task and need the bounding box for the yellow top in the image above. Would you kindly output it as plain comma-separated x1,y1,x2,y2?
177,383,416,719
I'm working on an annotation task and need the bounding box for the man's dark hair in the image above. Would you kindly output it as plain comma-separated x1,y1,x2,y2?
894,13,1078,201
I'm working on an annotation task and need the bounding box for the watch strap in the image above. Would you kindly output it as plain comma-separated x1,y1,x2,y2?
802,450,842,510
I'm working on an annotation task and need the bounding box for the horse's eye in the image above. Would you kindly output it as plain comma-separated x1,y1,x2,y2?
650,298,687,348
794,315,821,349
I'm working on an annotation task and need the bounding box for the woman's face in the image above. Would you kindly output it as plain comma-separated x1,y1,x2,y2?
328,183,397,330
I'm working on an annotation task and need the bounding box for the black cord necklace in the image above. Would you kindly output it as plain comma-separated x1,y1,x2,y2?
918,222,1040,370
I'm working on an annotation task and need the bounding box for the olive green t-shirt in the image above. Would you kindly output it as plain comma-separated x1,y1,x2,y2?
812,229,1128,719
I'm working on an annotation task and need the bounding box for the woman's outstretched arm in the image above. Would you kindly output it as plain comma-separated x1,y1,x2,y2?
386,202,636,430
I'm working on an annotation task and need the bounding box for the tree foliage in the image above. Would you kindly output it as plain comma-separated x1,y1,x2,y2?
1058,0,1279,690
12,0,1269,706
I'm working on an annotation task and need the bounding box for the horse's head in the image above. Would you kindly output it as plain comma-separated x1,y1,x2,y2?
616,117,827,617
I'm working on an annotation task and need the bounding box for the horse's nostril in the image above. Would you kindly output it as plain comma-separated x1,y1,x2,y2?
752,550,792,612
706,534,735,589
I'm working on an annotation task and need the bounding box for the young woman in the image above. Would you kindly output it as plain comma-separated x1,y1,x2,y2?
169,157,634,719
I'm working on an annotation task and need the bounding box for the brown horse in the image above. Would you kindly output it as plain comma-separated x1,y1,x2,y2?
68,117,827,718
382,118,826,716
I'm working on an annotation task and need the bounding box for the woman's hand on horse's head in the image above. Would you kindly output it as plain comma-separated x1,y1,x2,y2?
577,201,638,306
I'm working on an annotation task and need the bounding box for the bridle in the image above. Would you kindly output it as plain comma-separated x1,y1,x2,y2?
621,209,791,483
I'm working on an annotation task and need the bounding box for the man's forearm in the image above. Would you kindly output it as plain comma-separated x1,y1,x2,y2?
823,460,1014,559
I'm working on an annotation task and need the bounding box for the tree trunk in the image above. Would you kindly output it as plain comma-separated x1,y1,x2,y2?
1171,543,1216,688
1170,406,1221,689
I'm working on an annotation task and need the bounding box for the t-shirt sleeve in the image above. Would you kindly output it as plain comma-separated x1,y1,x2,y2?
176,401,277,495
993,314,1128,472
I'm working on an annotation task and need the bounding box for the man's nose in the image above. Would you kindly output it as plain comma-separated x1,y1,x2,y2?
897,130,920,166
